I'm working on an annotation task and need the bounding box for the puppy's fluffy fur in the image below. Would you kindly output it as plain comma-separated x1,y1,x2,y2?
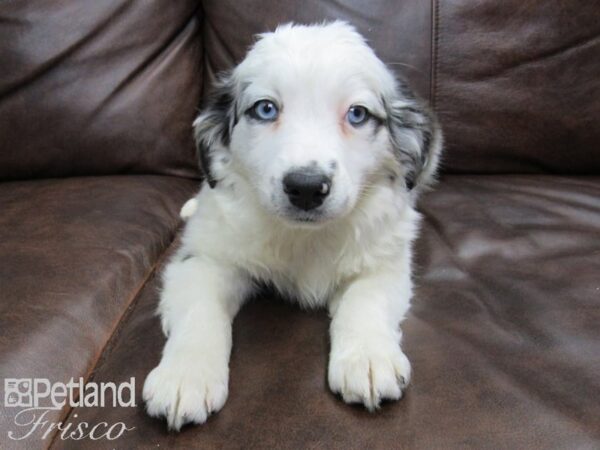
143,22,442,430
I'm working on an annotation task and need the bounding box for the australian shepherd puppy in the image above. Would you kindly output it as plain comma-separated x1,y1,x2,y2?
143,21,442,430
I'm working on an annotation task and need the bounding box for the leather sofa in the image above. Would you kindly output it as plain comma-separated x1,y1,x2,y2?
1,1,598,448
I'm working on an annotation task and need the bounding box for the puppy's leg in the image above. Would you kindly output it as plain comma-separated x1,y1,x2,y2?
328,262,412,411
143,255,250,430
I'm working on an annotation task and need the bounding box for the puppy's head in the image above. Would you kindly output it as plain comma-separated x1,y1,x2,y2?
194,22,441,226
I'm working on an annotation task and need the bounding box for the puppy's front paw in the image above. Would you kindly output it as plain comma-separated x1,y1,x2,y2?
143,359,228,431
328,340,411,411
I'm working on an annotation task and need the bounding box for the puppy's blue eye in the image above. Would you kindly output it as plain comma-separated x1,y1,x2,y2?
251,100,279,121
347,105,369,126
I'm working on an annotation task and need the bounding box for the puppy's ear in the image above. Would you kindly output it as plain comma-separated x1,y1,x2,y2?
384,82,442,193
193,75,237,188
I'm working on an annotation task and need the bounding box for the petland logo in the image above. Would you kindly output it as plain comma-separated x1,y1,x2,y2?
4,378,136,441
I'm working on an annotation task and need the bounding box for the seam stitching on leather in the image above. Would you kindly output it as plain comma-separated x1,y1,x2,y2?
430,0,440,110
199,0,208,98
45,230,180,449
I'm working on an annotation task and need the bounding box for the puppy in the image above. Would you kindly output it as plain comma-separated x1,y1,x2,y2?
143,21,442,430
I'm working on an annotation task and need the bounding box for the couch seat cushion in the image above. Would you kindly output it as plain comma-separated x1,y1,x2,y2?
0,175,198,442
46,175,600,449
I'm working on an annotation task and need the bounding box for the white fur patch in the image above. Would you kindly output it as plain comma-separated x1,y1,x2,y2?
179,198,198,220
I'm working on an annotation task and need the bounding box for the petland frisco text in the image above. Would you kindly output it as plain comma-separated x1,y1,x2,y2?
4,377,136,441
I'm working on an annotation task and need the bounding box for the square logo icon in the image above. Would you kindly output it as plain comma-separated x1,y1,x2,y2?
4,379,33,408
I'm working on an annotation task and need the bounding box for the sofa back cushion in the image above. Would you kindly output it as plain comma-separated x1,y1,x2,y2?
0,0,202,180
434,0,600,174
201,0,600,174
2,1,598,178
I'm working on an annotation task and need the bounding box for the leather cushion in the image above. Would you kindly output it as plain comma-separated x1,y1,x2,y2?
0,175,198,440
202,0,600,174
0,1,202,180
435,0,600,173
53,175,600,448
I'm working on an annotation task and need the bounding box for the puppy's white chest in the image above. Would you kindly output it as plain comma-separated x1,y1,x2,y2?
246,231,356,307
184,185,416,307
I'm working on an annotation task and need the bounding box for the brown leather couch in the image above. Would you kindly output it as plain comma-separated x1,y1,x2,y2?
1,1,599,449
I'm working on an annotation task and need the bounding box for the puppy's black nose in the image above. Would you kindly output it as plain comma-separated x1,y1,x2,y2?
283,170,331,211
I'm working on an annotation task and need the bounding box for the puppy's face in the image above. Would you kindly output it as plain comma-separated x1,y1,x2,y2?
229,43,395,225
195,22,441,226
